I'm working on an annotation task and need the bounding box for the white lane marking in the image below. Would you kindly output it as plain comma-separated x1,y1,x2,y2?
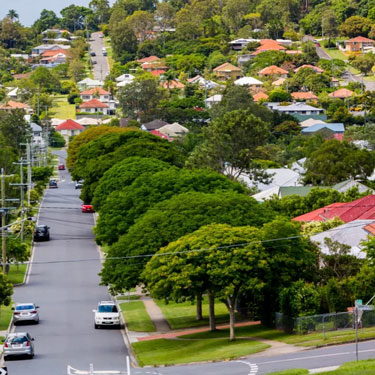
309,366,339,374
235,360,258,375
256,348,375,365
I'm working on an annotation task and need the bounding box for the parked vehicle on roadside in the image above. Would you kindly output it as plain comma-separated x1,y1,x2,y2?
81,204,94,213
3,332,35,359
58,164,65,170
93,301,120,329
12,303,40,325
49,179,58,188
75,181,83,189
33,225,50,241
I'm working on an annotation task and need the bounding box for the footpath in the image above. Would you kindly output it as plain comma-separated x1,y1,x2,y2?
117,288,305,358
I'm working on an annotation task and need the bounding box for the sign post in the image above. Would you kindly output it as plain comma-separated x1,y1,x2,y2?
354,301,374,361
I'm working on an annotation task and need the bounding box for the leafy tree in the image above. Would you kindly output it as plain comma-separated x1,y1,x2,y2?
100,191,273,292
50,132,66,148
340,16,372,37
304,140,375,185
0,110,30,152
60,5,93,32
118,76,166,121
223,0,252,32
30,66,60,93
155,2,176,30
6,237,29,264
144,223,265,340
0,272,13,306
89,0,111,24
187,109,270,180
0,134,17,171
321,8,338,45
351,53,375,76
0,17,23,49
32,166,53,184
7,10,19,21
95,168,246,244
110,18,138,64
68,59,86,82
93,157,172,211
268,89,291,102
126,10,154,43
33,9,60,33
67,126,129,172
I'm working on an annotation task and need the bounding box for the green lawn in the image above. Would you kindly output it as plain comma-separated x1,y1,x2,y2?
132,337,269,366
184,323,375,348
117,295,140,301
49,95,76,119
120,301,155,332
322,47,348,61
268,360,375,375
104,38,114,70
0,304,13,330
156,298,237,330
7,264,27,285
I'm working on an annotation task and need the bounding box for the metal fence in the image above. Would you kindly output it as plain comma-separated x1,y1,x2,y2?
276,310,375,336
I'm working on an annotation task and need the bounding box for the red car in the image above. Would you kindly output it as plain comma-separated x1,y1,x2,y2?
81,204,95,213
58,164,65,170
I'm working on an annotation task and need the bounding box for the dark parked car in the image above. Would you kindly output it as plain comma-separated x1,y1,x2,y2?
58,164,65,170
33,225,50,241
75,181,83,189
90,51,96,56
49,180,58,188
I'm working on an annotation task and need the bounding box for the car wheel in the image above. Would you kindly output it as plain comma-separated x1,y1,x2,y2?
29,353,34,359
95,323,99,329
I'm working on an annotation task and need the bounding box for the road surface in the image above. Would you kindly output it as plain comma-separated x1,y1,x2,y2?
89,32,110,81
7,150,128,375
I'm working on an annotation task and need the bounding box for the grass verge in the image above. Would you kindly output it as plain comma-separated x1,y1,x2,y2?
132,337,269,366
120,301,155,332
117,295,140,301
104,38,114,70
0,304,13,330
49,95,76,119
7,264,27,285
322,47,348,61
156,297,238,330
268,370,308,375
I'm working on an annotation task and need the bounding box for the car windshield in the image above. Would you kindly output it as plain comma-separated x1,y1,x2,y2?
37,227,47,232
15,305,34,311
9,336,28,344
98,305,118,313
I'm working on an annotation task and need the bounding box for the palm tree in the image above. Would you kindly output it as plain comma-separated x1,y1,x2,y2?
7,9,19,22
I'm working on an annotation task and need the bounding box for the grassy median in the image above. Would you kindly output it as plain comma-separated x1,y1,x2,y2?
120,301,155,332
132,337,269,366
7,264,27,285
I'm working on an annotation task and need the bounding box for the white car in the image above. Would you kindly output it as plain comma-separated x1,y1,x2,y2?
93,301,120,329
12,303,40,325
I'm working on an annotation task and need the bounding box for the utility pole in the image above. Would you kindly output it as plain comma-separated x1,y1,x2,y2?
1,168,6,274
27,143,32,209
11,161,26,242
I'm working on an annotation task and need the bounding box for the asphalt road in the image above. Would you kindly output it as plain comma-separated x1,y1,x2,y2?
7,150,129,375
89,32,110,81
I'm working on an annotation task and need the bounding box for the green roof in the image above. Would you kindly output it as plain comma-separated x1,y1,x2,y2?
293,114,328,122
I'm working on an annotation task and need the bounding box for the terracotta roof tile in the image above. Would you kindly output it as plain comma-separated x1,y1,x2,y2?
55,119,84,130
80,87,110,95
259,65,288,75
79,99,109,109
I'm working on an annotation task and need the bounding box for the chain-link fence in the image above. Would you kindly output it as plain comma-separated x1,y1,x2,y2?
276,310,375,336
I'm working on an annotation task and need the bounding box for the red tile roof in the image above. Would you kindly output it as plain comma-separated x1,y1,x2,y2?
150,70,166,76
56,119,84,131
364,222,375,235
150,130,170,140
0,101,28,109
79,99,109,109
161,80,185,89
291,92,318,100
213,62,241,72
80,87,110,95
329,88,354,99
259,65,288,75
253,92,269,102
137,56,160,63
41,49,68,57
345,36,374,43
293,195,375,222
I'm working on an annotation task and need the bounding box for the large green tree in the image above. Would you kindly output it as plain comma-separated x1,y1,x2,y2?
95,168,246,244
100,191,273,292
304,140,375,185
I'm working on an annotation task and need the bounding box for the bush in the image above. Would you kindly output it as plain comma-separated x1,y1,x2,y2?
50,132,66,147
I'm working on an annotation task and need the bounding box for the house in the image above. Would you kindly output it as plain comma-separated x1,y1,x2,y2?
213,63,242,81
141,62,168,73
150,70,166,77
234,77,263,90
291,92,318,101
311,220,375,259
79,99,109,115
344,36,375,52
204,94,223,109
229,38,258,51
80,87,111,103
300,118,327,128
272,78,286,87
187,75,219,89
150,129,170,140
12,72,32,80
55,119,84,139
158,123,189,138
42,29,71,39
137,56,160,63
141,119,169,131
161,80,185,89
301,123,345,140
115,73,135,86
253,92,269,103
30,123,45,147
31,44,70,56
259,65,288,78
293,195,375,223
40,49,69,65
266,102,326,121
329,88,354,99
255,39,287,53
237,54,254,65
78,78,104,90
76,117,103,127
294,65,324,74
331,77,340,88
0,100,31,113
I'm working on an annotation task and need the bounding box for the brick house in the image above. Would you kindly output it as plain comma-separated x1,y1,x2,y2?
344,36,375,52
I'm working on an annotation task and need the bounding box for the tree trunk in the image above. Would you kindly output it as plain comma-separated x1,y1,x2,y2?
228,302,236,341
208,291,216,331
196,293,202,321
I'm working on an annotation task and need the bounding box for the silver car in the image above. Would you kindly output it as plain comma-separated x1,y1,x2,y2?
3,332,35,359
12,303,39,325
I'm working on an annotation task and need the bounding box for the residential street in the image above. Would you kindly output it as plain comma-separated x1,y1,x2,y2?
89,32,110,81
7,150,129,375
